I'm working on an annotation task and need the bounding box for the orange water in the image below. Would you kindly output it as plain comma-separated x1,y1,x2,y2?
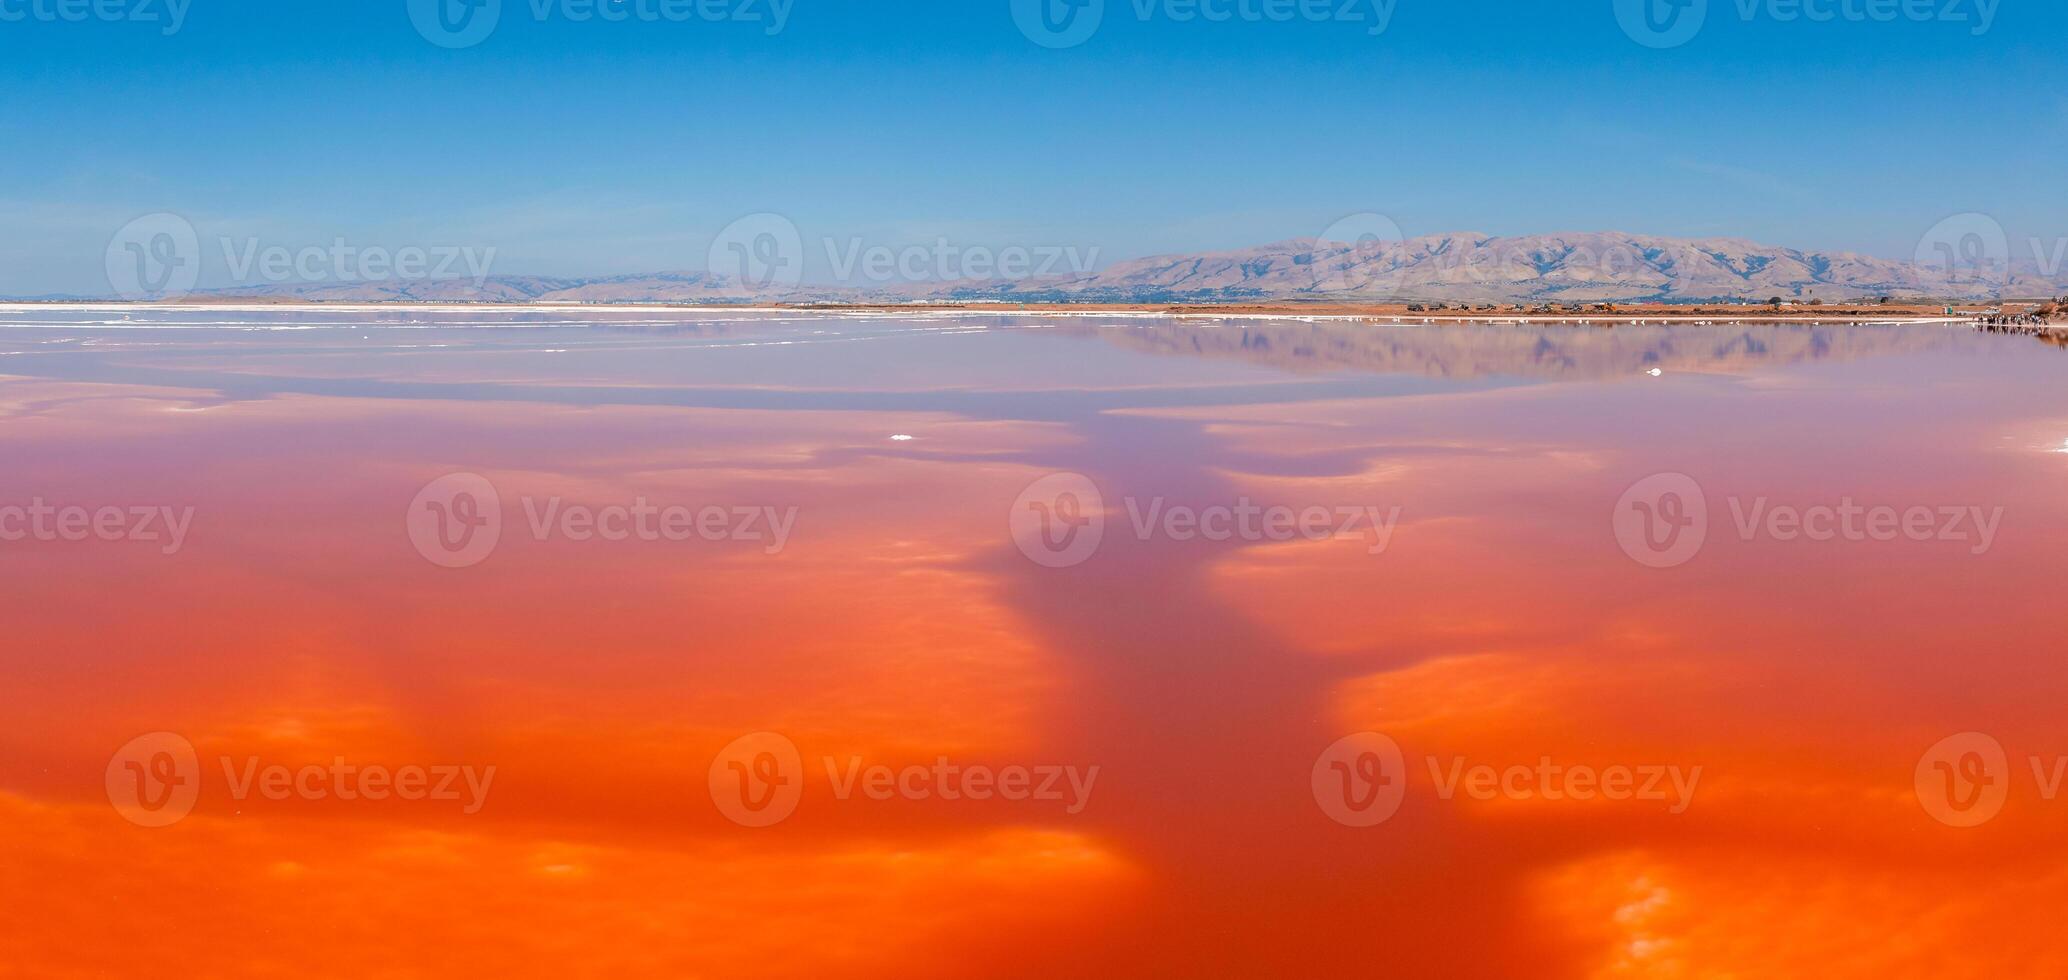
2,312,2065,978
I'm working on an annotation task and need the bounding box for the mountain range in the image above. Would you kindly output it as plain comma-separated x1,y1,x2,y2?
181,231,2068,305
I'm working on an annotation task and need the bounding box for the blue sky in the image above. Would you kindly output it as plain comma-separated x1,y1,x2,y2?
3,0,2064,294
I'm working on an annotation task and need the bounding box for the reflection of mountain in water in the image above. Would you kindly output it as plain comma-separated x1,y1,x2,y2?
1068,320,2025,381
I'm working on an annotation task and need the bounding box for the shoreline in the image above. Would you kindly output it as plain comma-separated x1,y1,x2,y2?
0,300,2028,328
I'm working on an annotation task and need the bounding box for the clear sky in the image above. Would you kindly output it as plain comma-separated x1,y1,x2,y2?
3,0,2063,295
